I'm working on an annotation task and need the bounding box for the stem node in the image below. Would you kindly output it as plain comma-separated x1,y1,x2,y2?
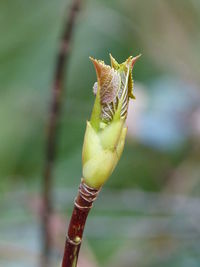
61,180,100,267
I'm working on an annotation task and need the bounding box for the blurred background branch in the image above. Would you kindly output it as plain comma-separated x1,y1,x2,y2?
42,0,82,266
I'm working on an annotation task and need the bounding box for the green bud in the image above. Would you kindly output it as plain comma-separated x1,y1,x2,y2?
82,54,140,189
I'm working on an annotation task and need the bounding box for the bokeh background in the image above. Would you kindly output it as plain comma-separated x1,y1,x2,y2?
0,0,200,266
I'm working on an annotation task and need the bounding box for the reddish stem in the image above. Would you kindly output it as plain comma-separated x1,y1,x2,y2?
62,179,100,267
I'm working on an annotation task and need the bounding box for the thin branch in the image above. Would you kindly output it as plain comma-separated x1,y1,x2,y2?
61,179,100,267
41,0,82,266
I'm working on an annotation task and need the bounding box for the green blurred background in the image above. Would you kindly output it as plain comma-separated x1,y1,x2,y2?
0,0,200,266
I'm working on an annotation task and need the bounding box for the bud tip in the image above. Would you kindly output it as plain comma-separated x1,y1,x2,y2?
131,54,142,68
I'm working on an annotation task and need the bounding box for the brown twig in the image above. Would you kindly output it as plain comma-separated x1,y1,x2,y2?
62,179,100,267
41,0,82,266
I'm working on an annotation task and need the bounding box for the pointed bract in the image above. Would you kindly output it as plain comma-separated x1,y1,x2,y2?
131,54,142,68
109,53,120,70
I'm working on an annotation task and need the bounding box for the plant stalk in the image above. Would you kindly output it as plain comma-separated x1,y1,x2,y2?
61,179,100,267
41,0,82,266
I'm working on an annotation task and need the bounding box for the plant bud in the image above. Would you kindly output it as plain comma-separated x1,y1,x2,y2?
82,54,140,189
